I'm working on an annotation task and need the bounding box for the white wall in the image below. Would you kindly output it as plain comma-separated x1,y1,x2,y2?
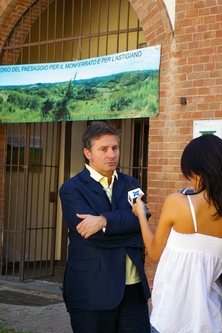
163,0,175,29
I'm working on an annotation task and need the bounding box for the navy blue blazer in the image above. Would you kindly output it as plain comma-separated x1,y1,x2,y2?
59,167,151,312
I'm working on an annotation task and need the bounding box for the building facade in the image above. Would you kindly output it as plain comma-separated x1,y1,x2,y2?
0,0,222,289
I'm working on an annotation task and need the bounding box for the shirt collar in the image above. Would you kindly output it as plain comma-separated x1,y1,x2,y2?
85,164,118,182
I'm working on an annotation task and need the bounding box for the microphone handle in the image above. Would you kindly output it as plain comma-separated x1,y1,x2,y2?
133,198,151,219
144,205,151,219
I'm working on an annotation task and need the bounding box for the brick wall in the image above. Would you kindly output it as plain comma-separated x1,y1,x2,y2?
0,0,54,64
0,0,222,289
130,0,222,288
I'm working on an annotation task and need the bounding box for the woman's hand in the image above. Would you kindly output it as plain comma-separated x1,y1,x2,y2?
132,194,147,219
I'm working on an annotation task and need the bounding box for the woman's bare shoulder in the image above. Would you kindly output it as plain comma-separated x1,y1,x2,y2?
161,192,191,223
164,191,189,205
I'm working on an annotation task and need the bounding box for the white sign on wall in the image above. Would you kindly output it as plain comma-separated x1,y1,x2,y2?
193,120,222,139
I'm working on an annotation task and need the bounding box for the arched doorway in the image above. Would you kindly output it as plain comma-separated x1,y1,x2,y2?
1,0,150,282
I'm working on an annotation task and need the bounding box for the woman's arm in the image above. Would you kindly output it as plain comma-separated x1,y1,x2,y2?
132,194,177,261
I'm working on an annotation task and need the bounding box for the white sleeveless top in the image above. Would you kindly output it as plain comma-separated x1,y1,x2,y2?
150,195,222,333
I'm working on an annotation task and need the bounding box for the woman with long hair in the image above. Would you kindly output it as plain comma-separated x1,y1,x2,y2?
133,134,222,333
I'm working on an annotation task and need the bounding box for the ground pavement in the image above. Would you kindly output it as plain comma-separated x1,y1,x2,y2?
0,278,72,333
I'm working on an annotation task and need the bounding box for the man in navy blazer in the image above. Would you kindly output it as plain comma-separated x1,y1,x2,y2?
59,121,151,333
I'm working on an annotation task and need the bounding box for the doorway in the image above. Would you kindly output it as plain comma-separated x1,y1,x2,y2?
4,122,61,281
1,0,149,282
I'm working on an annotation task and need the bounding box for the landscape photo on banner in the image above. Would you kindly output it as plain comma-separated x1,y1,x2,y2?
0,45,161,123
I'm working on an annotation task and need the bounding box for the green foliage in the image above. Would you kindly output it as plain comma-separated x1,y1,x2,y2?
109,92,133,111
108,71,158,116
0,70,159,122
41,97,54,118
48,81,74,121
7,90,41,111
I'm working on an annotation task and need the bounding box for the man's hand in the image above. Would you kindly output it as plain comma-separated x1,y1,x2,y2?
76,214,107,238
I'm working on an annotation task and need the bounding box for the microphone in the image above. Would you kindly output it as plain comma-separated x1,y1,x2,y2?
127,184,151,219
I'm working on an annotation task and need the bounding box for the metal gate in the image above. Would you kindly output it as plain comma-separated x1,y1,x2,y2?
4,122,61,281
1,0,149,281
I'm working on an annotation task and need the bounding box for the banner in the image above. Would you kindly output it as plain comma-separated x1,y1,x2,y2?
0,46,161,123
